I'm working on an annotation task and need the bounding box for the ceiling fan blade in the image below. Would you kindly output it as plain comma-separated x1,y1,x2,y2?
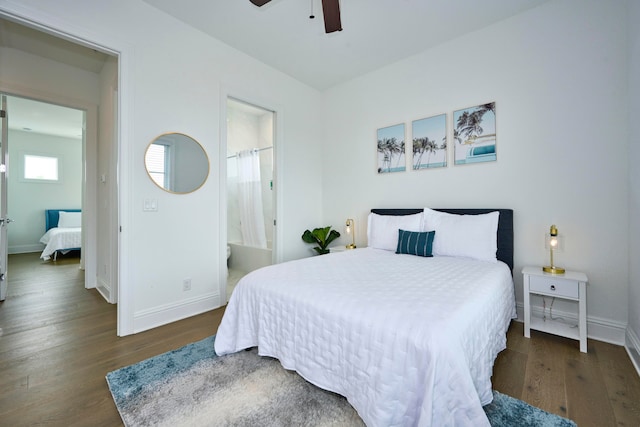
250,0,271,6
321,0,342,33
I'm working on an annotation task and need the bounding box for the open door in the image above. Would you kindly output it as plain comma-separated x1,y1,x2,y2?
0,95,12,301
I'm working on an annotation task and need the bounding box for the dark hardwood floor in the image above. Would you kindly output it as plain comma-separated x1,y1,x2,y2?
1,252,639,426
494,322,640,426
0,252,224,426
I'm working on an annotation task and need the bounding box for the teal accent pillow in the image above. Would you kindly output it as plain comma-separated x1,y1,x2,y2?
396,229,435,257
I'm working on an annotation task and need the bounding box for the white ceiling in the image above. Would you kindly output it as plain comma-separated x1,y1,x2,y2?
0,1,548,138
4,95,84,140
143,0,548,91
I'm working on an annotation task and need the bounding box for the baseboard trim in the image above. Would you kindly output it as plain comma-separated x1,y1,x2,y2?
96,277,112,304
133,292,221,334
8,245,42,254
625,328,640,377
515,302,626,345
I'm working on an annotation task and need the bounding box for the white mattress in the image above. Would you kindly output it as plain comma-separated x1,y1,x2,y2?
215,248,516,426
39,227,81,260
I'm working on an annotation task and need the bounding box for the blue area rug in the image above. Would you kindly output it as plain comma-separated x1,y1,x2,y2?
106,336,576,427
484,391,576,427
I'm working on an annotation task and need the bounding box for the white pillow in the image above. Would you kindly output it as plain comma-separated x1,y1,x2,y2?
367,212,423,251
58,211,82,228
422,208,499,262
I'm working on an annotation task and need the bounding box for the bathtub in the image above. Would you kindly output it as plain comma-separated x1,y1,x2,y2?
227,241,273,274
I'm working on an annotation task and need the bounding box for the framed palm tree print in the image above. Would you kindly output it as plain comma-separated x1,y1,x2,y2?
377,123,406,173
453,102,496,165
412,114,447,170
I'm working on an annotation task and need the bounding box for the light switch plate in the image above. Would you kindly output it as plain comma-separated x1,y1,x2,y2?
143,198,158,212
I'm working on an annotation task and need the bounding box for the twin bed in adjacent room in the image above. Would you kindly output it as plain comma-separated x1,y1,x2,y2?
215,208,516,426
39,209,82,261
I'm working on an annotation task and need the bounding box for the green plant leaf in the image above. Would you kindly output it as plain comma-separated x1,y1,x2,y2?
302,226,341,254
322,229,341,249
312,227,330,243
302,229,319,244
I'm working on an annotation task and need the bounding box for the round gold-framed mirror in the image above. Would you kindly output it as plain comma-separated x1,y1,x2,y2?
144,132,209,194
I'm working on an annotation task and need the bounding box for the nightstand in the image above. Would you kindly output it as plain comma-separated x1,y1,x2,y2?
522,266,588,352
329,246,347,253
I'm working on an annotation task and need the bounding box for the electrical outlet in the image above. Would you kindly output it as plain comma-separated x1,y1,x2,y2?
182,278,191,291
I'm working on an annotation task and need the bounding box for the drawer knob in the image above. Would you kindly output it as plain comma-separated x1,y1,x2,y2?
550,285,556,291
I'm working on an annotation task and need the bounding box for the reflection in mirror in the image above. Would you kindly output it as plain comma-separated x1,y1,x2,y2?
145,133,209,194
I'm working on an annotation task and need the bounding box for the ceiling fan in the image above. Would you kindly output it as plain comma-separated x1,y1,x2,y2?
249,0,343,34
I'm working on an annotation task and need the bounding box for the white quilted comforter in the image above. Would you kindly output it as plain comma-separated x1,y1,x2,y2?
39,227,81,260
215,248,516,426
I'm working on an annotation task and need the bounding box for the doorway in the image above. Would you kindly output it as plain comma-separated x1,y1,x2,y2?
0,16,119,312
3,95,84,270
225,97,276,300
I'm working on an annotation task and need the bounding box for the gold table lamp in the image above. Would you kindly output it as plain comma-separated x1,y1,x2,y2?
345,218,356,249
543,224,565,274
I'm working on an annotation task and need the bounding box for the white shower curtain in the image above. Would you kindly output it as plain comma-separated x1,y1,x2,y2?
237,149,267,248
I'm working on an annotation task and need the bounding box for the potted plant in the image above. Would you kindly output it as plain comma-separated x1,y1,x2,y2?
301,226,340,255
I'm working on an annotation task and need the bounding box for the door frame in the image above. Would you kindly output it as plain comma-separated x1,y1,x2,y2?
0,94,7,301
0,6,134,336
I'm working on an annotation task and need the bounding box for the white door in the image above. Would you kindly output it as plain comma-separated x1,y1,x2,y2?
0,95,11,301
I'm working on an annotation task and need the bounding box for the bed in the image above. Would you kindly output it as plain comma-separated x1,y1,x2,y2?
215,208,516,426
39,209,82,261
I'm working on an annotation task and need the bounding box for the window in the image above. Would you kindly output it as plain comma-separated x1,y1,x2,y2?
24,154,59,181
145,143,168,188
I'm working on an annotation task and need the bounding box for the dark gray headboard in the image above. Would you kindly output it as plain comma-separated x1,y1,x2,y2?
371,208,514,273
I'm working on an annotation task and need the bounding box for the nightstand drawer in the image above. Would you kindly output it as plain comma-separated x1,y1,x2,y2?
529,275,579,299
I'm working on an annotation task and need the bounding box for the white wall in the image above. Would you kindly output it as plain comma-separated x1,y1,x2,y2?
323,0,629,343
6,129,82,253
627,0,640,366
0,47,100,101
7,0,630,346
0,0,324,334
259,113,274,246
